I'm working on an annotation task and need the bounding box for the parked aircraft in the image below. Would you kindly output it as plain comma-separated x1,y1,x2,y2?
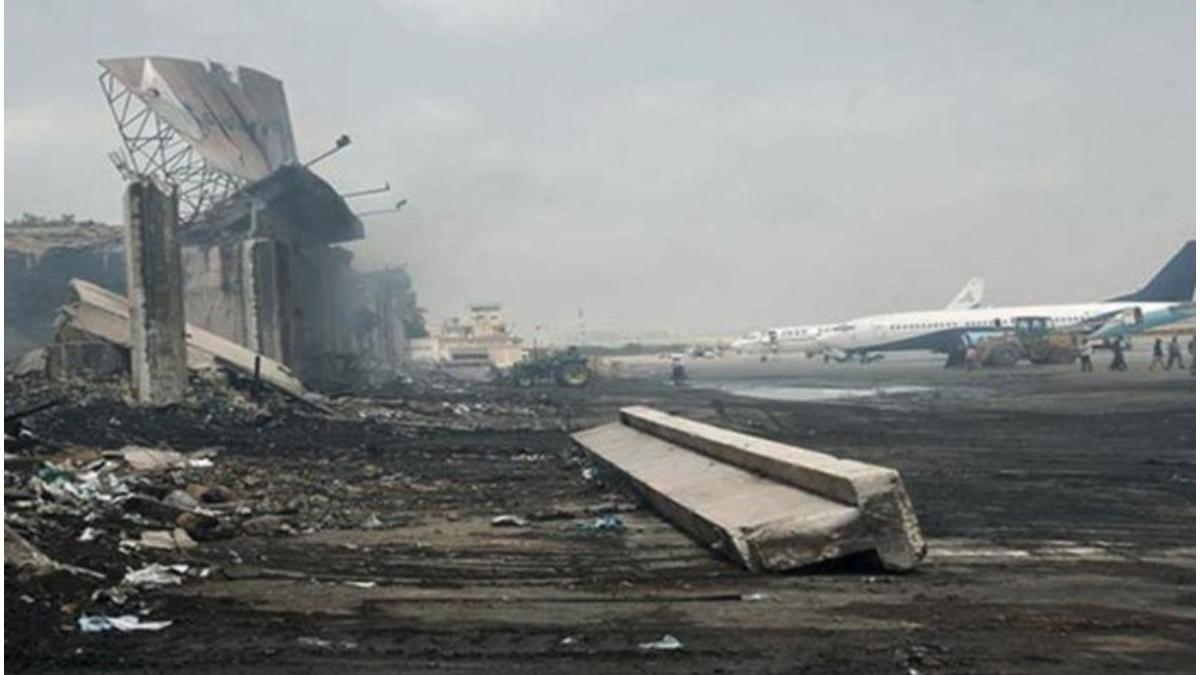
812,241,1195,361
732,277,986,357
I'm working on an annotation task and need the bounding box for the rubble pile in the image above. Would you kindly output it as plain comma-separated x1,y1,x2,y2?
4,365,581,669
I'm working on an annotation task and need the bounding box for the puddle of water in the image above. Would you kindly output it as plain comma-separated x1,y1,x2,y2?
709,383,930,402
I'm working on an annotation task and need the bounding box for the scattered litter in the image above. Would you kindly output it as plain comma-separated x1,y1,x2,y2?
360,513,384,529
78,614,172,633
5,525,103,578
163,489,200,511
242,515,290,536
297,636,333,649
188,457,215,469
491,514,529,527
560,636,579,645
344,580,378,589
137,528,197,551
741,592,770,602
91,586,129,605
77,527,101,543
639,634,684,651
120,446,186,471
121,563,189,589
578,514,623,531
581,467,597,481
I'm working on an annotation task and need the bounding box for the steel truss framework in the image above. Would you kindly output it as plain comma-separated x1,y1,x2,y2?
99,70,247,226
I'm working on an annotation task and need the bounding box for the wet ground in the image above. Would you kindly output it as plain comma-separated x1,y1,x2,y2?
4,352,1195,673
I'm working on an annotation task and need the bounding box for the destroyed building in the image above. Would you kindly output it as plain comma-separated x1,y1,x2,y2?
4,216,125,359
4,56,424,389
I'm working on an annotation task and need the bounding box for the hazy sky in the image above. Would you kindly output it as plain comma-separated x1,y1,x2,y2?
5,0,1195,337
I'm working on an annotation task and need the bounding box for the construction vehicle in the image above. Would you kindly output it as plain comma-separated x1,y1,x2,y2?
974,316,1078,367
506,347,591,387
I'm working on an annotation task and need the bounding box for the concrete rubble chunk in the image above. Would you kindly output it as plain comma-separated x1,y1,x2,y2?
571,406,926,572
121,446,187,471
57,278,311,401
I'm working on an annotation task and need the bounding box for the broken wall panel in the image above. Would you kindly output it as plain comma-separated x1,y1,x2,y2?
572,406,927,572
59,279,309,400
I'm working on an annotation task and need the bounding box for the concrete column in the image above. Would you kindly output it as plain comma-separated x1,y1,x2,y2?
240,238,283,360
124,178,187,405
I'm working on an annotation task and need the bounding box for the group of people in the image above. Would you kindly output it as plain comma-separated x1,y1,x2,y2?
1080,335,1195,373
1148,335,1193,372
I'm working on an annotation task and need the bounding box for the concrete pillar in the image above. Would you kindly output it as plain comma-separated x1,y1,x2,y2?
240,238,283,360
124,178,187,405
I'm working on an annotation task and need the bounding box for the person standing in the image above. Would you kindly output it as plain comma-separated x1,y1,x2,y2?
1110,340,1128,371
1166,335,1185,370
1150,337,1165,370
1078,340,1093,372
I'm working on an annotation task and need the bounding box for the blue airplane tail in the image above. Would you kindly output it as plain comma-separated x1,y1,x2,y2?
1110,240,1195,302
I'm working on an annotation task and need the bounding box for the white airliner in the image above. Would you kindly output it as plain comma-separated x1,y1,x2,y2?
740,241,1195,362
733,277,986,357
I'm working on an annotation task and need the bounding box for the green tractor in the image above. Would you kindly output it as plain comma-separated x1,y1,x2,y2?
507,347,591,387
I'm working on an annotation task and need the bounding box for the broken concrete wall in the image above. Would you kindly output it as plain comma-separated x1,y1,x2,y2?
8,214,422,389
180,243,249,351
4,218,125,359
179,238,287,364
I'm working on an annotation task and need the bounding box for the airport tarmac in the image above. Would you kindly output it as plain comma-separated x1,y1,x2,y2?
6,352,1195,673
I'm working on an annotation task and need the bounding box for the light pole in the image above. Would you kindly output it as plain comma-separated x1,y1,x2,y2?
304,134,351,168
340,182,390,199
355,199,408,219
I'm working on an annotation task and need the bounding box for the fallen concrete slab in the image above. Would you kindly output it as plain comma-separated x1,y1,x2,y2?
57,279,309,400
572,406,926,572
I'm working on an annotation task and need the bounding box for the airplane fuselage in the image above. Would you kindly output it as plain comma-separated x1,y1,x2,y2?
759,301,1193,356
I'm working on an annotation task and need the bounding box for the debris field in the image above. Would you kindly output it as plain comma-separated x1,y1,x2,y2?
4,359,1193,673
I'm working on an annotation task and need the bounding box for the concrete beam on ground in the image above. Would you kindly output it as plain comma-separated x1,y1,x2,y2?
124,178,187,405
572,406,926,572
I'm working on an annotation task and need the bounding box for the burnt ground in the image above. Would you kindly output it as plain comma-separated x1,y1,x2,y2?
3,355,1195,673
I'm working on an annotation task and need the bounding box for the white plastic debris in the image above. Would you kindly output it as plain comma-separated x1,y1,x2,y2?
297,636,333,649
77,527,101,543
121,563,189,588
578,515,623,531
741,592,770,602
491,514,529,527
344,580,378,589
638,634,684,651
78,614,172,633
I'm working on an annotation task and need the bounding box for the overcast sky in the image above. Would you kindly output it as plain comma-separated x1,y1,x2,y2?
5,0,1195,338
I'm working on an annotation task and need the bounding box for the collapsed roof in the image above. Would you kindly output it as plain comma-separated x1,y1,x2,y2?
191,164,365,246
99,56,296,182
98,56,363,246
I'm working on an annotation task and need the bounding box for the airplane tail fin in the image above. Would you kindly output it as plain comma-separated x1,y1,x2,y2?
1110,240,1195,302
945,277,985,310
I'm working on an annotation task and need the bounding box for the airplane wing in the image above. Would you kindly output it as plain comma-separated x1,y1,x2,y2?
945,278,985,310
